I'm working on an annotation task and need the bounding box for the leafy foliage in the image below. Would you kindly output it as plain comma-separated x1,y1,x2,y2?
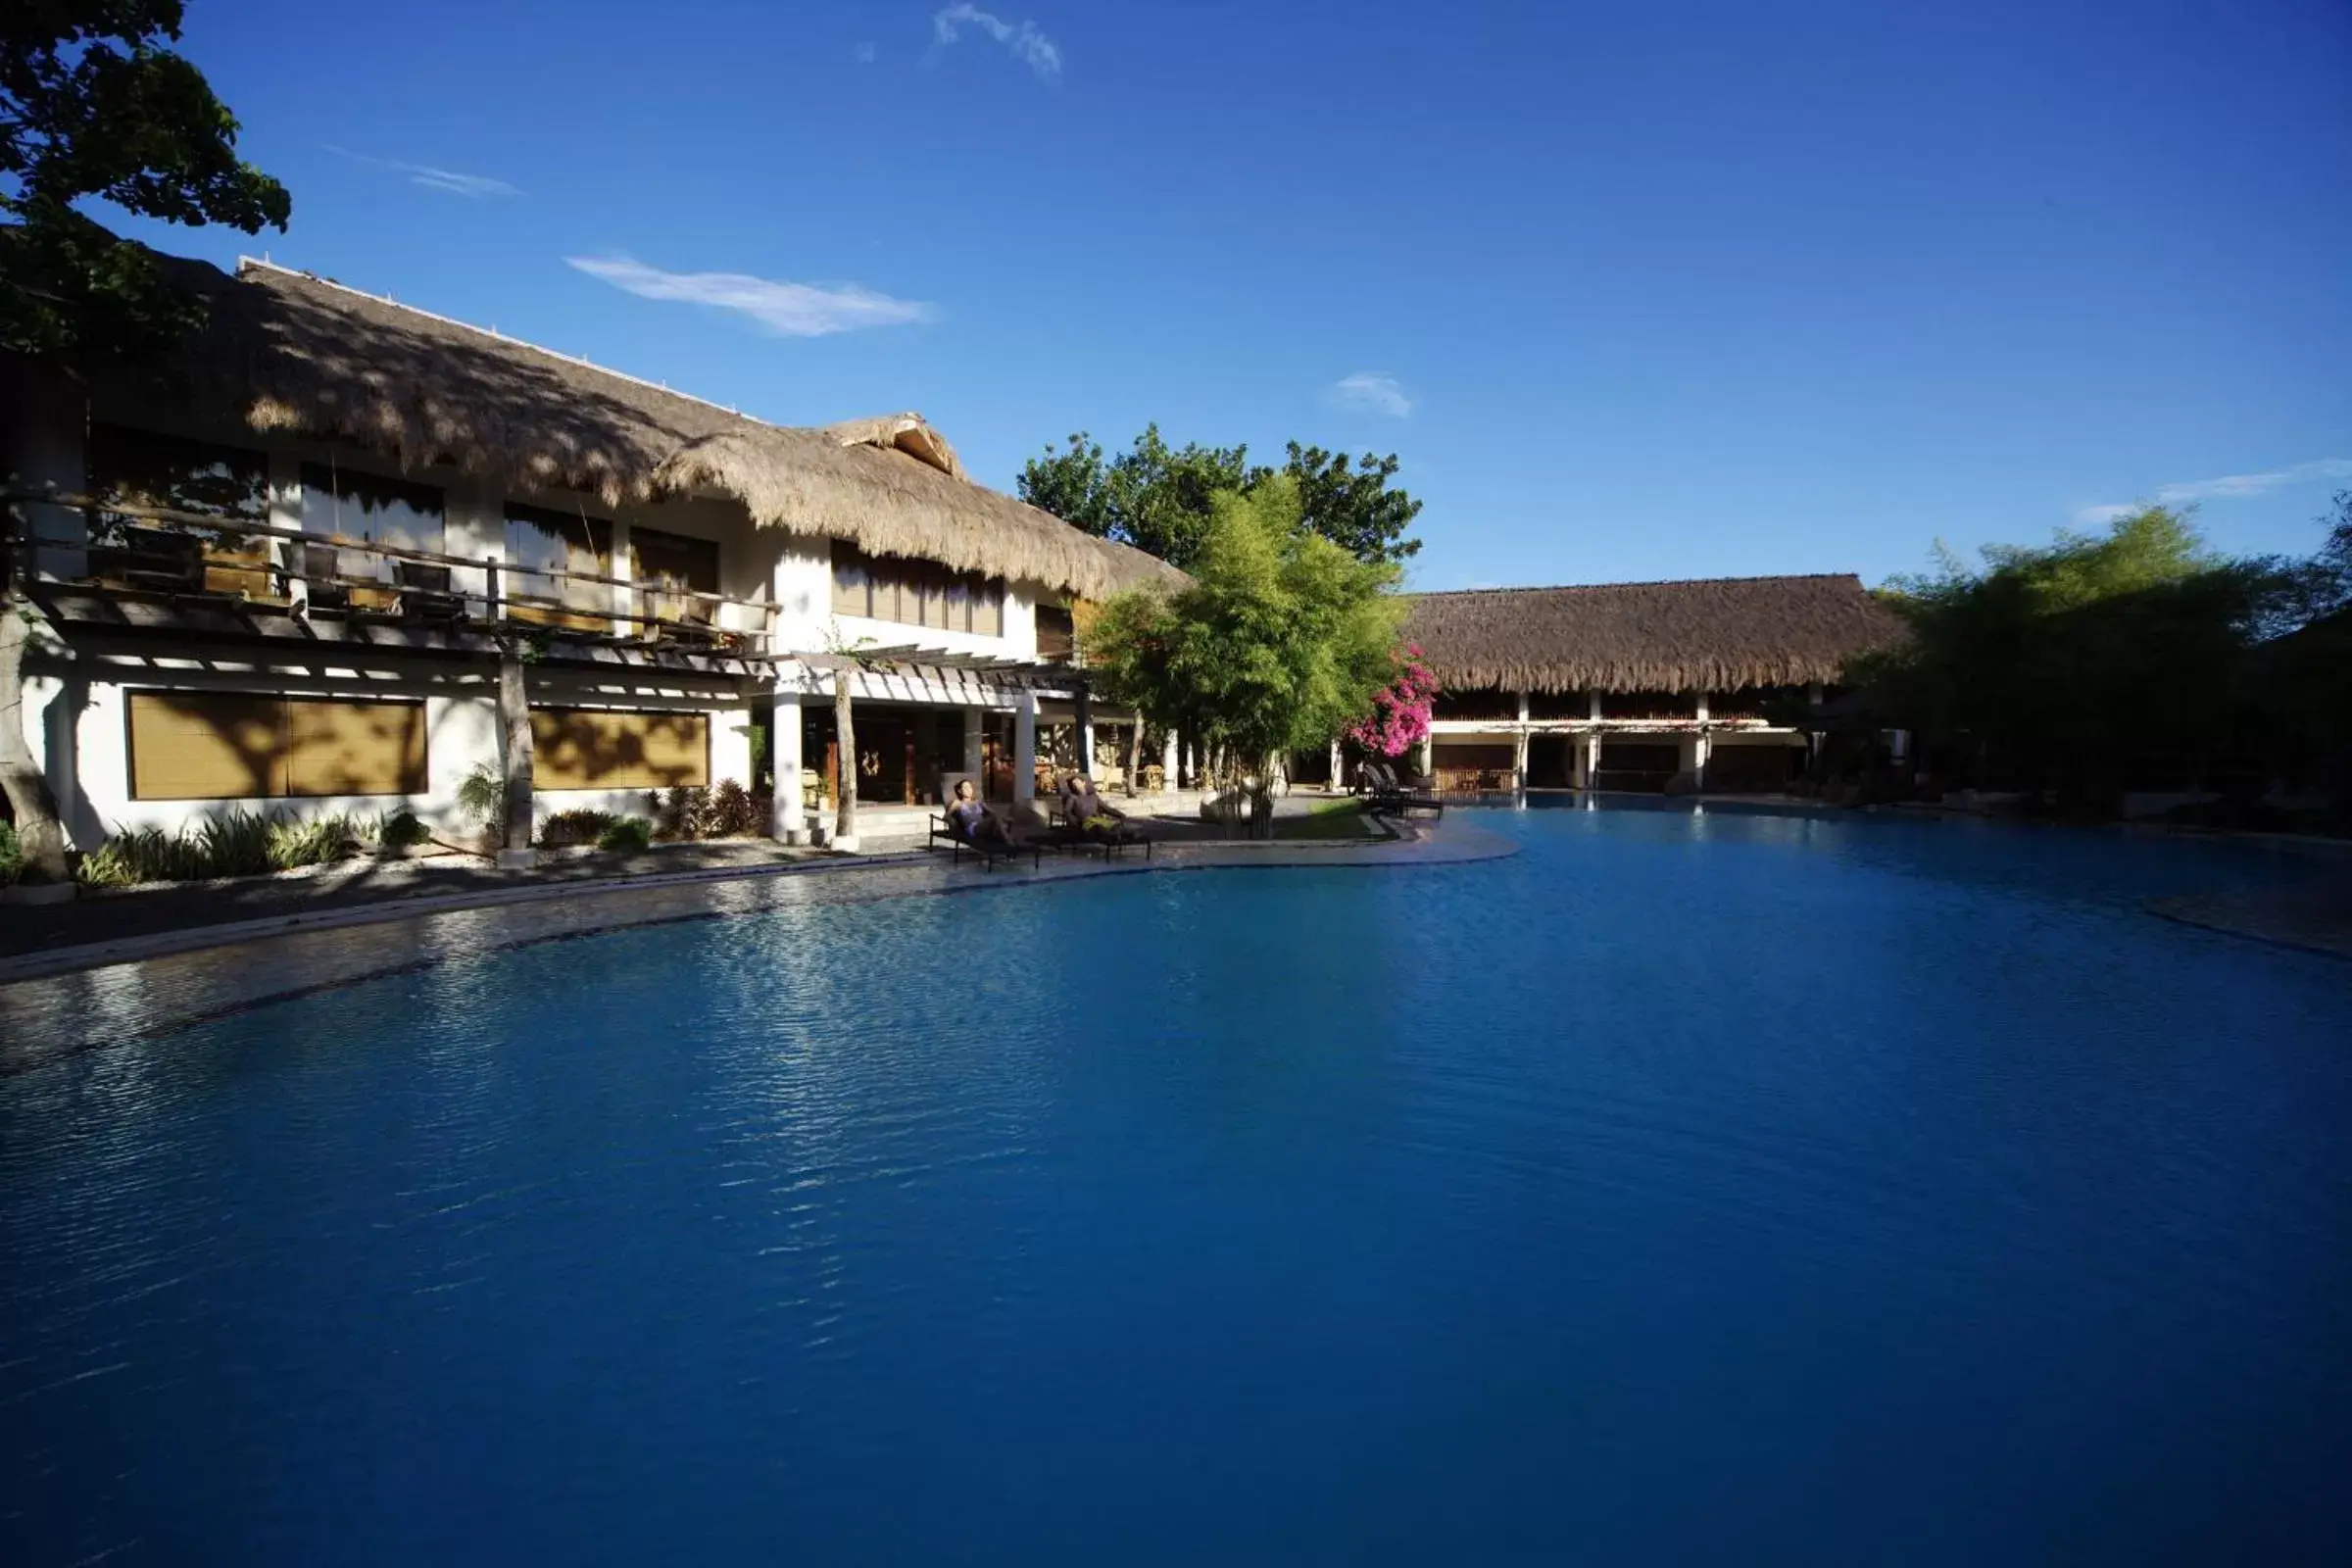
1085,476,1403,779
1855,506,2333,812
1019,426,1423,568
597,816,653,853
2,0,292,368
456,760,506,833
1346,643,1439,758
75,808,371,885
539,808,620,848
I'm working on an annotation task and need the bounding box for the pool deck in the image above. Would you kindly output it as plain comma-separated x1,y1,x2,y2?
0,812,1515,1047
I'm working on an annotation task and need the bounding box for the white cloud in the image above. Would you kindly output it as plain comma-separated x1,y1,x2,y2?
932,5,1061,79
326,145,520,199
564,256,934,337
2075,458,2352,524
1330,371,1414,418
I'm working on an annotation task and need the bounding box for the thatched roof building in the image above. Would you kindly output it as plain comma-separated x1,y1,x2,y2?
1403,574,1906,694
119,257,1183,601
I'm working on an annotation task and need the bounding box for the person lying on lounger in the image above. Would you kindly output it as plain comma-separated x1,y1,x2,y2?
947,779,1012,845
1059,773,1127,827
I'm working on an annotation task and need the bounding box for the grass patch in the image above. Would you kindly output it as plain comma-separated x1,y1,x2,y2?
1272,799,1380,841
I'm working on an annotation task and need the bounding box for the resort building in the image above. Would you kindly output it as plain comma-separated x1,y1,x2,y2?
1392,576,1905,794
1,256,1182,852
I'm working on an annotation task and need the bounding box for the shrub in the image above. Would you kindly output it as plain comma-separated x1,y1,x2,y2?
540,808,619,848
266,814,361,870
0,821,21,887
597,816,654,853
377,808,430,850
701,778,761,837
650,786,697,841
457,760,506,833
196,809,275,877
78,825,209,887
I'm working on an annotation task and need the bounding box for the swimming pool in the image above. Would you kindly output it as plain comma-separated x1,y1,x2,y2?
5,806,2349,1564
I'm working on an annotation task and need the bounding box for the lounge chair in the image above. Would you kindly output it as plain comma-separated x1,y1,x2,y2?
1362,760,1444,816
927,808,1042,867
1059,777,1154,858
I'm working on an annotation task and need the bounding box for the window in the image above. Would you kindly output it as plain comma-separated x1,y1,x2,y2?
300,464,444,596
829,543,1004,636
90,425,269,523
629,526,720,627
1035,603,1075,662
506,502,613,630
127,692,426,800
88,426,272,596
531,709,710,790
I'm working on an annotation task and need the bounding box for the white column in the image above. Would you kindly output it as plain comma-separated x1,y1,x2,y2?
771,685,806,842
1162,729,1180,794
1013,692,1037,804
1073,689,1095,780
1583,731,1602,789
1589,690,1602,721
609,515,633,636
1329,737,1344,793
1514,691,1531,791
1414,734,1432,780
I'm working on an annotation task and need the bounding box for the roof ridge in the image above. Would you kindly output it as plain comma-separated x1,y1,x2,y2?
1414,572,1866,597
235,255,774,432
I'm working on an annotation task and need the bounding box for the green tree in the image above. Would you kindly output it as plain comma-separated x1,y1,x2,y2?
3,1,291,367
2,0,288,884
1084,476,1402,834
1856,507,2301,813
1282,441,1423,564
1019,425,1424,569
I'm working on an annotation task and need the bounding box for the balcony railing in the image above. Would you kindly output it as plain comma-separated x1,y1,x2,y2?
4,492,779,658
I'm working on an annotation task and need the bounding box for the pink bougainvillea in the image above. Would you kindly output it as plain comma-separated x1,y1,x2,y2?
1347,644,1439,758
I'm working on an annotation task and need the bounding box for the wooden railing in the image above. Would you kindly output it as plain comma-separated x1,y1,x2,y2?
3,490,781,657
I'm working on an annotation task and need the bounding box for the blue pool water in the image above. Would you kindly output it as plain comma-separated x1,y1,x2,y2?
5,806,2350,1564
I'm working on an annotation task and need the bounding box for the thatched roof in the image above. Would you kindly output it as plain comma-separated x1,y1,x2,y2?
122,256,1182,600
1403,574,1906,694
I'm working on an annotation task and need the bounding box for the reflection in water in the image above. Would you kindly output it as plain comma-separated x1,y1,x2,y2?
2,810,2349,1564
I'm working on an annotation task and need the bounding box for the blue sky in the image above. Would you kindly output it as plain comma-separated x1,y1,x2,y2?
109,0,2352,590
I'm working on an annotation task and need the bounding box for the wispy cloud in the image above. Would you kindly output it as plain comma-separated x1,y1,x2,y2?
1330,371,1414,418
854,40,878,64
932,5,1061,79
564,256,934,337
326,144,521,199
2075,458,2352,524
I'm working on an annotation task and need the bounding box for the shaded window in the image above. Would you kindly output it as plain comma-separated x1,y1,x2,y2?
127,692,425,800
300,464,444,598
630,526,720,627
531,708,710,790
829,543,1004,636
90,425,269,523
1527,690,1587,720
1598,691,1695,720
89,426,273,596
1035,603,1075,662
1433,688,1517,721
506,502,613,630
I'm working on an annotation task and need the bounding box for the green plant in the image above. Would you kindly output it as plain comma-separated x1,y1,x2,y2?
650,786,696,840
77,825,208,886
0,820,22,886
540,808,619,848
457,760,506,833
597,817,653,853
196,809,274,876
266,814,359,869
376,808,430,850
702,778,761,837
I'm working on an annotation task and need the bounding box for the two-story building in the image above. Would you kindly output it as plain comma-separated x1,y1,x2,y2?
1396,575,1906,793
2,255,1183,855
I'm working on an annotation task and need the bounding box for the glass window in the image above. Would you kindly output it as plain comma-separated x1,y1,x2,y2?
831,542,1004,636
90,425,269,523
630,525,720,626
505,503,613,629
88,426,274,596
300,464,444,590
